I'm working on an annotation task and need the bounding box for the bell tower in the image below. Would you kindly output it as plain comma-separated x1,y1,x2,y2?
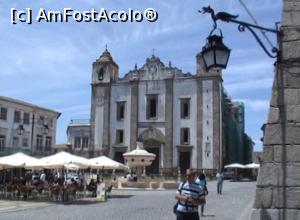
91,48,119,84
196,51,223,171
90,48,119,156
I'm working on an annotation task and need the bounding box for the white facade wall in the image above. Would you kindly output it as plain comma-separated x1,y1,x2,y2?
138,81,166,122
67,125,90,152
110,83,131,149
0,97,59,156
0,103,34,150
172,79,198,168
138,127,165,139
94,105,103,150
202,80,214,169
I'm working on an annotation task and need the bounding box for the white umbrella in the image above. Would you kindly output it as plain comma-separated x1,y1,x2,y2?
33,151,90,169
0,152,40,169
224,163,245,169
89,156,128,170
24,158,45,170
244,163,260,169
64,162,80,171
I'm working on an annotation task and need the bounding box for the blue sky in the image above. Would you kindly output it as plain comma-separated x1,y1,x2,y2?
0,0,282,151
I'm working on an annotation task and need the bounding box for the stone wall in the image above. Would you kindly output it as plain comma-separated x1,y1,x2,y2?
251,0,300,219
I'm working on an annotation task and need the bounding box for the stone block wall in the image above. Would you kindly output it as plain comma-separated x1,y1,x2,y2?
251,1,300,219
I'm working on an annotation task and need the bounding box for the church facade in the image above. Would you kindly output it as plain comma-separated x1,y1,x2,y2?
67,48,225,175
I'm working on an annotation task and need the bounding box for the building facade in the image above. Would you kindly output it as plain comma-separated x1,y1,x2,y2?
68,48,229,175
0,96,60,157
223,95,254,165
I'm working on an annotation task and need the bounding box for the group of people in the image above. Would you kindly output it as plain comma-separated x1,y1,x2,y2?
174,169,224,220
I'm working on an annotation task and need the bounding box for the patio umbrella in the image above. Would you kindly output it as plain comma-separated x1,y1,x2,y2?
89,156,128,170
0,152,40,169
244,163,260,169
224,163,245,169
64,162,80,171
33,151,90,169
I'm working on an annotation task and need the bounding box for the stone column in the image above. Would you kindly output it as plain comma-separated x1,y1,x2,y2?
212,78,222,170
102,85,111,156
251,1,300,219
164,78,174,174
196,77,203,170
130,80,139,151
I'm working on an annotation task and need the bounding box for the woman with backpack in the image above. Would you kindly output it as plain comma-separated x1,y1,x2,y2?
195,172,208,217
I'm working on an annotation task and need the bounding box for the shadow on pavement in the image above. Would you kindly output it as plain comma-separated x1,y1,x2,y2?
109,194,134,199
202,214,216,218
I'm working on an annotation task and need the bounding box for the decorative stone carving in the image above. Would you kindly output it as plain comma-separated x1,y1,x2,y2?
96,95,105,107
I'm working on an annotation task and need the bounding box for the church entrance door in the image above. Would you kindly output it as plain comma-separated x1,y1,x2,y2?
179,152,191,174
145,147,160,174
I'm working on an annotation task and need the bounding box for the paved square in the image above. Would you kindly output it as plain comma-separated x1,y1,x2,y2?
0,181,256,220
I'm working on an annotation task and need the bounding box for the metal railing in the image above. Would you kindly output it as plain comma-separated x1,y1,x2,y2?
69,119,90,125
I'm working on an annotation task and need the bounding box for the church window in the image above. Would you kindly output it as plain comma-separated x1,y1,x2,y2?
180,98,190,119
146,95,158,119
0,135,5,151
74,137,81,148
116,129,124,144
23,112,30,124
180,128,190,145
0,107,7,120
82,136,89,148
117,102,125,120
205,142,211,157
45,136,52,151
98,68,104,80
36,135,43,151
14,110,21,123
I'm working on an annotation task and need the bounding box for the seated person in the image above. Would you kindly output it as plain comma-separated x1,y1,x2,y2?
87,179,97,197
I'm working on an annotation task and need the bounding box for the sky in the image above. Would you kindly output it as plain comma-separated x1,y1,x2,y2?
0,0,283,151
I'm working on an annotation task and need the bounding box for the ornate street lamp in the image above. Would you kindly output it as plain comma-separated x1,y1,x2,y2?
17,125,25,135
201,33,231,70
42,124,49,135
199,6,280,63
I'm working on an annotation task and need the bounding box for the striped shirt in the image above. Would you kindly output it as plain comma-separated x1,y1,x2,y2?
176,180,205,213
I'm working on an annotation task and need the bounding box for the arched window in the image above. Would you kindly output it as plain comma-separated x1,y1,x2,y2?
98,68,104,80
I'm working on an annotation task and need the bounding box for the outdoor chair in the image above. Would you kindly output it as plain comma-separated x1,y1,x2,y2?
75,184,85,199
86,183,97,197
18,185,30,200
5,184,18,199
105,184,113,199
49,184,62,202
0,184,5,198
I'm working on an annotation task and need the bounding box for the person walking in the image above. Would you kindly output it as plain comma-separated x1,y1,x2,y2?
216,171,224,194
195,172,208,216
175,168,206,220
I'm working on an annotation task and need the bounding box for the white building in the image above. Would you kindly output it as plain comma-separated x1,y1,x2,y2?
67,48,225,175
0,96,60,157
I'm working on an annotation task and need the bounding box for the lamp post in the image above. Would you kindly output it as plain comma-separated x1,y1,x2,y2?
201,33,231,70
200,5,280,71
200,6,292,219
17,125,25,136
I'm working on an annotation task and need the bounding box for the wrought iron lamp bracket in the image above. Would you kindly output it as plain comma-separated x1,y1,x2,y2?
201,6,281,58
228,18,280,58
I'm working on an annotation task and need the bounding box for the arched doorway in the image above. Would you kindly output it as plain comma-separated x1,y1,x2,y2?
138,128,164,174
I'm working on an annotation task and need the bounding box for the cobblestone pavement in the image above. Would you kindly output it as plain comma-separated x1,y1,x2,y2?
0,180,256,220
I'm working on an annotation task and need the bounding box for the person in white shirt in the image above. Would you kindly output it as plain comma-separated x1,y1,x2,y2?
40,171,46,183
216,171,224,194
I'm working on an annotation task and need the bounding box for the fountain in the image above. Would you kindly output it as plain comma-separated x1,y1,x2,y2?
123,142,156,176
